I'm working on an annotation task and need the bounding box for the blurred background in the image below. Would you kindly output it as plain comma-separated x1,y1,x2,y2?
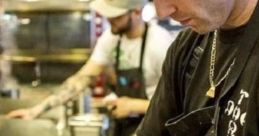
0,0,182,136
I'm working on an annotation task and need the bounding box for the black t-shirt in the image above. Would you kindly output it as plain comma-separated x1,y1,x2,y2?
137,3,259,136
217,25,248,136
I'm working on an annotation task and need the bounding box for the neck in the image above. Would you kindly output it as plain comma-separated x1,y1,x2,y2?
125,21,145,39
223,0,258,28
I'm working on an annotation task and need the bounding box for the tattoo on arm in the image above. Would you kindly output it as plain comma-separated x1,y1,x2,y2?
41,76,91,112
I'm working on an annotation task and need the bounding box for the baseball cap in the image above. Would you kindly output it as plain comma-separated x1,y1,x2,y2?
90,0,148,18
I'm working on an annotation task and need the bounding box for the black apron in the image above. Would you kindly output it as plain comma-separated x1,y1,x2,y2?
112,23,148,136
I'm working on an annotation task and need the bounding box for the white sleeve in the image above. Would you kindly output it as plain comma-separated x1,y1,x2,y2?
90,29,119,65
145,24,178,99
154,31,178,76
146,84,158,100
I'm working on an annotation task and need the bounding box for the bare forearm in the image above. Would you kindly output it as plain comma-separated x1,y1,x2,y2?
130,99,150,114
34,61,104,115
32,76,91,116
7,60,105,119
76,60,104,77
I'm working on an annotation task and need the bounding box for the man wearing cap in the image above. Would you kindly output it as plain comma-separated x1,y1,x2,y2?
6,0,174,135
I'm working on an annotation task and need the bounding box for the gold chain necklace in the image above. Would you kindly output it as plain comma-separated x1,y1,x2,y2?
206,30,236,98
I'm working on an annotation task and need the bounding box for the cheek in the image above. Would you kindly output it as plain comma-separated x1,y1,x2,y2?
192,6,226,27
202,1,230,23
111,22,126,31
111,20,123,28
117,19,129,28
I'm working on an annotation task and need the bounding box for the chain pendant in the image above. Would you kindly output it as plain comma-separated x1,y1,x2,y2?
206,86,216,98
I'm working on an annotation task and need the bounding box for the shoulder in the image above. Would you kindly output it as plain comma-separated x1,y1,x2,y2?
164,28,210,68
95,28,120,49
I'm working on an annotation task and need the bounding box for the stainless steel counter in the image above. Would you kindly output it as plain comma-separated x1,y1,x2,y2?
0,84,107,136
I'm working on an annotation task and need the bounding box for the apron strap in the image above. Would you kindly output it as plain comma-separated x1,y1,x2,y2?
115,34,122,71
139,23,149,71
115,23,149,72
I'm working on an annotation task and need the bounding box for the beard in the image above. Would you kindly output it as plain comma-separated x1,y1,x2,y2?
111,16,132,35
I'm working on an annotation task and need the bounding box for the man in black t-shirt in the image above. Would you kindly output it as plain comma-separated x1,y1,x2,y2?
137,0,259,136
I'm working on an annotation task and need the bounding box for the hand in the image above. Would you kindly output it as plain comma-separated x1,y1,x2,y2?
5,108,37,120
106,97,134,119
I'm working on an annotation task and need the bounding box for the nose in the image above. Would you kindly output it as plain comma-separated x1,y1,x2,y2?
154,0,177,18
